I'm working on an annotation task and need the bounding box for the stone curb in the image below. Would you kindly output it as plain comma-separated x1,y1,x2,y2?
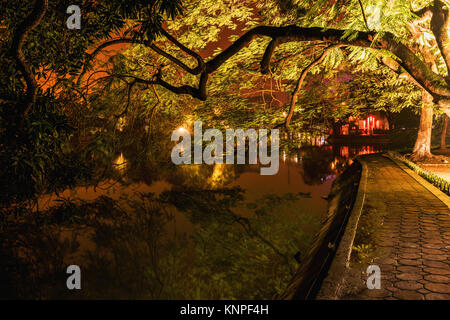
316,157,368,299
385,155,450,210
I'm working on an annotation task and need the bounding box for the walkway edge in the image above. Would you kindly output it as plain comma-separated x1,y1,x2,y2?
316,158,368,299
385,155,450,210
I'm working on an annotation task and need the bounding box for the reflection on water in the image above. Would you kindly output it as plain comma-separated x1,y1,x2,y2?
5,141,387,299
41,143,387,215
337,145,386,158
113,153,127,172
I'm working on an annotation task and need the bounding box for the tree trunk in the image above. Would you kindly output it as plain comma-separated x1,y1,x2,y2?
385,111,395,131
440,115,448,149
331,121,341,137
411,91,434,160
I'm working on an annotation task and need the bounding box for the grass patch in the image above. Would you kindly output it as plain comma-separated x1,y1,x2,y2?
388,151,450,195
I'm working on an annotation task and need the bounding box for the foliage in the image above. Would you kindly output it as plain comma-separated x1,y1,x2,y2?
0,85,90,205
1,1,446,205
93,0,439,136
0,0,184,202
0,0,183,76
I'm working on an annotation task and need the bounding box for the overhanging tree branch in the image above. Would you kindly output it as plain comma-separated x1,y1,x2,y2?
107,69,205,100
147,42,203,74
381,56,425,90
77,38,137,86
77,32,205,86
206,26,450,101
78,25,450,113
285,45,345,128
160,28,206,73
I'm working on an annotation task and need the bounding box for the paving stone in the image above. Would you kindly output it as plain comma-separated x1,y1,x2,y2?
422,239,445,245
364,289,393,298
379,264,396,272
394,281,423,291
384,284,399,293
400,243,420,249
375,257,396,265
393,290,425,300
421,226,439,231
423,274,449,283
417,288,430,295
399,253,421,259
421,248,445,255
425,293,450,300
401,247,421,254
397,266,422,273
422,260,449,268
423,243,445,249
422,254,449,261
398,259,421,266
423,267,450,275
395,273,423,281
424,283,450,294
400,235,421,240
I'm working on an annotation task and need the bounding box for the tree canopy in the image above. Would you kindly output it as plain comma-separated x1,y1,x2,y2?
2,0,450,124
1,0,449,199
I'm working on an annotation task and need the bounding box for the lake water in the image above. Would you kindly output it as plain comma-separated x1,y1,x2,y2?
8,143,387,299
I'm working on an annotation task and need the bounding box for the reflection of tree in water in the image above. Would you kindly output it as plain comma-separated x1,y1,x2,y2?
0,188,319,299
300,146,336,185
104,124,252,189
114,144,254,191
299,144,384,186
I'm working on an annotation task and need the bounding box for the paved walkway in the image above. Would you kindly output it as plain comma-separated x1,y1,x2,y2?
342,155,450,300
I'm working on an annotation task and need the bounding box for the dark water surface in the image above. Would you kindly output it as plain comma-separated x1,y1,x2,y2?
4,143,387,299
